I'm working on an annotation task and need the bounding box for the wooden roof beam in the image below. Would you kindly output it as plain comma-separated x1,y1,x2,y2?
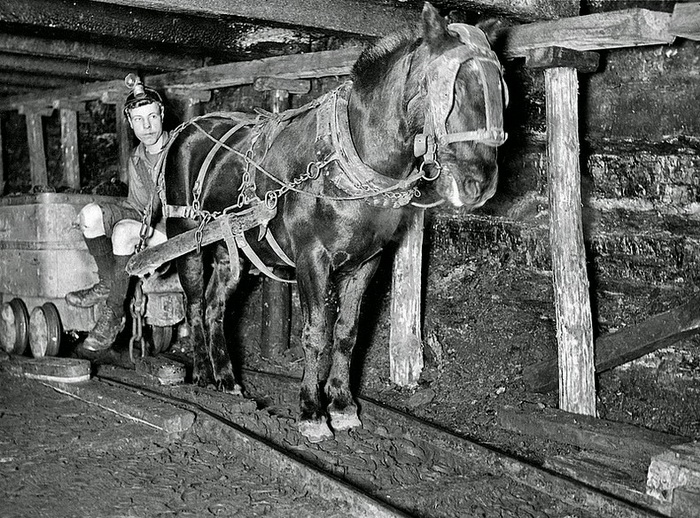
0,53,136,81
0,72,82,90
505,8,675,58
670,2,700,41
0,7,686,112
0,47,362,111
0,33,205,71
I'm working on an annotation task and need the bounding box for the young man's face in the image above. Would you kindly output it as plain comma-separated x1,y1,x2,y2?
127,102,164,147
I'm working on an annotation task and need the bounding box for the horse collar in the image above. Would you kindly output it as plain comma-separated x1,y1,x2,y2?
315,83,420,209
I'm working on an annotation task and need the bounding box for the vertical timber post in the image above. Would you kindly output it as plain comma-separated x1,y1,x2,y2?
21,106,52,189
167,88,211,122
389,209,425,386
0,114,4,194
253,77,310,359
100,91,131,185
526,47,599,416
115,99,131,184
59,106,81,190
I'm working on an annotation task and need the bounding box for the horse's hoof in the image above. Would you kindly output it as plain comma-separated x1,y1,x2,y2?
223,383,243,396
298,420,334,443
330,410,362,431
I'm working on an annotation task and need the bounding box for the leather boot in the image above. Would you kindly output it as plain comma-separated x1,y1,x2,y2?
82,305,125,352
66,236,115,308
82,255,131,352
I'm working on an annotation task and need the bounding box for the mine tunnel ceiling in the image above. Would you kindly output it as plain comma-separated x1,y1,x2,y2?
0,0,583,103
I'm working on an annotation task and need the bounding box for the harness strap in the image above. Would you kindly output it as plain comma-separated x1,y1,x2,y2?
439,129,507,147
192,121,250,199
163,204,198,219
265,232,295,267
235,231,296,284
219,216,241,281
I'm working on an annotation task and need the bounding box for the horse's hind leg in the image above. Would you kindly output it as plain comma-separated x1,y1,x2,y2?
326,257,380,432
204,243,242,394
175,250,214,387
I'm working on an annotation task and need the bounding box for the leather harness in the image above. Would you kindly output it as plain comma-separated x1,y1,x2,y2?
150,23,507,283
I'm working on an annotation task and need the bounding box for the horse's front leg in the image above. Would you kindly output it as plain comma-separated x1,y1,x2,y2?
326,257,380,432
203,243,242,394
296,255,334,443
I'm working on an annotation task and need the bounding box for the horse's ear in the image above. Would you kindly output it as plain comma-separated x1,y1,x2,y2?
421,2,449,46
475,18,510,49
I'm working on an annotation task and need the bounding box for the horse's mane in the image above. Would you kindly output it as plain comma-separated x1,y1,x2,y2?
351,28,419,92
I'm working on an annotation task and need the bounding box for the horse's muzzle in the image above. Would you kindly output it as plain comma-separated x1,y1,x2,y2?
437,164,498,210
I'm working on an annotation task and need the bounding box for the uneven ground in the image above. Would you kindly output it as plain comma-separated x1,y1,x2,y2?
242,248,700,462
2,248,699,517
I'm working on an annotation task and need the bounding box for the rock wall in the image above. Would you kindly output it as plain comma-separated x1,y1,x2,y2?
427,1,700,400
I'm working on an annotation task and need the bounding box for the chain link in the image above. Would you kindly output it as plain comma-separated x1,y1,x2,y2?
129,280,147,363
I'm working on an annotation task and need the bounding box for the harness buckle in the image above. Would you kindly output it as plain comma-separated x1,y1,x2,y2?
413,133,436,164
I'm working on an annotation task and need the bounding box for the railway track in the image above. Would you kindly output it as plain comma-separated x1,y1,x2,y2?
83,362,661,518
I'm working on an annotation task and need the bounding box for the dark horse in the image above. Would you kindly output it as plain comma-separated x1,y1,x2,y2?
162,3,507,442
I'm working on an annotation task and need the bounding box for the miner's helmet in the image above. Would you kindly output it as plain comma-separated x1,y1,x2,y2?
123,73,163,117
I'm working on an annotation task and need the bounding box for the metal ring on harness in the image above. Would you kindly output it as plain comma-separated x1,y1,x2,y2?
264,191,278,210
419,160,441,181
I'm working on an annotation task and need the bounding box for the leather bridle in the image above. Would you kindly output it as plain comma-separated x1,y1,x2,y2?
413,23,508,167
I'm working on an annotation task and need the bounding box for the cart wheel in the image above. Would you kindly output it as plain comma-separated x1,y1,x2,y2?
0,298,30,355
150,325,174,355
29,303,63,358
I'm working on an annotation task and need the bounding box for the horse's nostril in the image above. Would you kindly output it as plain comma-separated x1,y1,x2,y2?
464,179,482,200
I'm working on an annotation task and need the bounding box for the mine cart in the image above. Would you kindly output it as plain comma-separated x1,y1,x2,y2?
0,192,184,357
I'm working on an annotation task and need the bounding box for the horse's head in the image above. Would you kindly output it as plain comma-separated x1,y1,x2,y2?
413,3,508,210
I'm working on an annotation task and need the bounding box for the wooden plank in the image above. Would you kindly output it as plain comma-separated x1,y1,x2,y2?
0,48,362,111
525,47,600,73
60,108,80,190
647,443,700,517
545,453,672,515
24,111,49,187
254,77,311,94
49,378,196,434
0,7,680,112
148,47,361,91
126,204,277,277
0,71,80,90
545,65,596,416
524,294,700,393
1,356,91,383
389,209,425,387
670,2,700,41
0,33,204,71
506,8,675,58
0,52,135,81
498,405,689,463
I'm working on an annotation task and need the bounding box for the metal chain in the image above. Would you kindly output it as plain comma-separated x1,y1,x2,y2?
135,200,153,253
128,280,147,363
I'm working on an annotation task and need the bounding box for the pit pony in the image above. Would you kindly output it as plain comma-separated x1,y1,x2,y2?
159,2,507,442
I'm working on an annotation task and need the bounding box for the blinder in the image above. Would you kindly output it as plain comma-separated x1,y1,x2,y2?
414,23,508,165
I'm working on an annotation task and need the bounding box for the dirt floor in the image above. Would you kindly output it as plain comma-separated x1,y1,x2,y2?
2,249,699,517
241,249,700,463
